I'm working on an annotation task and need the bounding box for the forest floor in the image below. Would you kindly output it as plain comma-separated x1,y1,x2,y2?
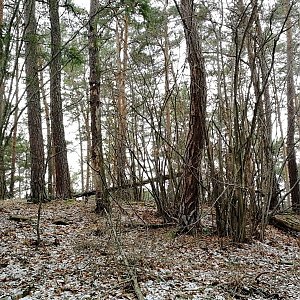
0,199,299,300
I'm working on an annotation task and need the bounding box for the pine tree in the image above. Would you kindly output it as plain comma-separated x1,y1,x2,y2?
177,0,207,231
89,0,110,213
24,0,46,202
48,0,72,199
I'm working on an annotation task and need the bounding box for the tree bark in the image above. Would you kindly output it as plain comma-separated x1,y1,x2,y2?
89,0,110,213
285,0,300,213
48,0,71,199
81,88,91,192
0,0,3,27
9,25,20,198
271,214,300,232
77,115,84,193
73,172,182,199
39,68,54,197
115,14,129,189
177,0,207,231
24,0,46,202
0,0,6,199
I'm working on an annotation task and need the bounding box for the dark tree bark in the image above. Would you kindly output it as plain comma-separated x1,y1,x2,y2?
89,0,110,214
0,0,6,199
0,0,2,32
177,0,207,231
24,0,46,202
48,0,71,199
285,0,300,213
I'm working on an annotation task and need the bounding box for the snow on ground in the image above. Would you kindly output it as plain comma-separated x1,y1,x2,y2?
0,199,299,300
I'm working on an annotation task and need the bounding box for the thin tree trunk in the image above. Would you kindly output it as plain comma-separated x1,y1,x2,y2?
242,0,270,235
230,1,257,242
212,15,228,236
39,69,54,197
115,15,129,189
163,0,177,214
81,85,91,192
0,0,6,199
0,0,2,30
78,115,84,193
254,6,278,238
82,103,91,192
9,22,20,198
285,0,300,213
274,71,290,207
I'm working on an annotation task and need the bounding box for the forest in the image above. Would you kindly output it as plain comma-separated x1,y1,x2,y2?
0,0,300,299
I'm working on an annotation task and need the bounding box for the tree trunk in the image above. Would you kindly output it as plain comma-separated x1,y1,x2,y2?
9,33,19,198
285,0,300,213
81,90,91,193
77,116,83,193
39,68,54,197
24,0,45,202
48,0,71,199
177,0,207,231
0,0,6,200
161,0,177,218
211,17,228,237
89,0,110,214
241,0,275,236
229,0,257,242
115,14,129,189
0,0,2,31
9,12,22,198
253,5,278,238
271,214,300,232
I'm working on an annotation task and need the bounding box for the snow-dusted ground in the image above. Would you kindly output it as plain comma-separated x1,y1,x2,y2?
0,199,299,300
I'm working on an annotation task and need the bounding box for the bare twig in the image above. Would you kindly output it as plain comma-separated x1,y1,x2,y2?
105,210,145,300
255,271,270,284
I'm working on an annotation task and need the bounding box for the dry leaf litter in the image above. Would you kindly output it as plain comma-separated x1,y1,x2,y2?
0,199,299,300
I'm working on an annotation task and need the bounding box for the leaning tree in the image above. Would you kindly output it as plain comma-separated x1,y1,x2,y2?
176,0,207,232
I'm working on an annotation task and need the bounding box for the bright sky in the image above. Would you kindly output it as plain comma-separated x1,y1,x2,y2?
73,0,89,11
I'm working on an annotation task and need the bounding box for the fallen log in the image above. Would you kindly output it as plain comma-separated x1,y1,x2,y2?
123,222,176,229
270,213,300,232
8,215,33,222
73,173,182,199
52,218,70,225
